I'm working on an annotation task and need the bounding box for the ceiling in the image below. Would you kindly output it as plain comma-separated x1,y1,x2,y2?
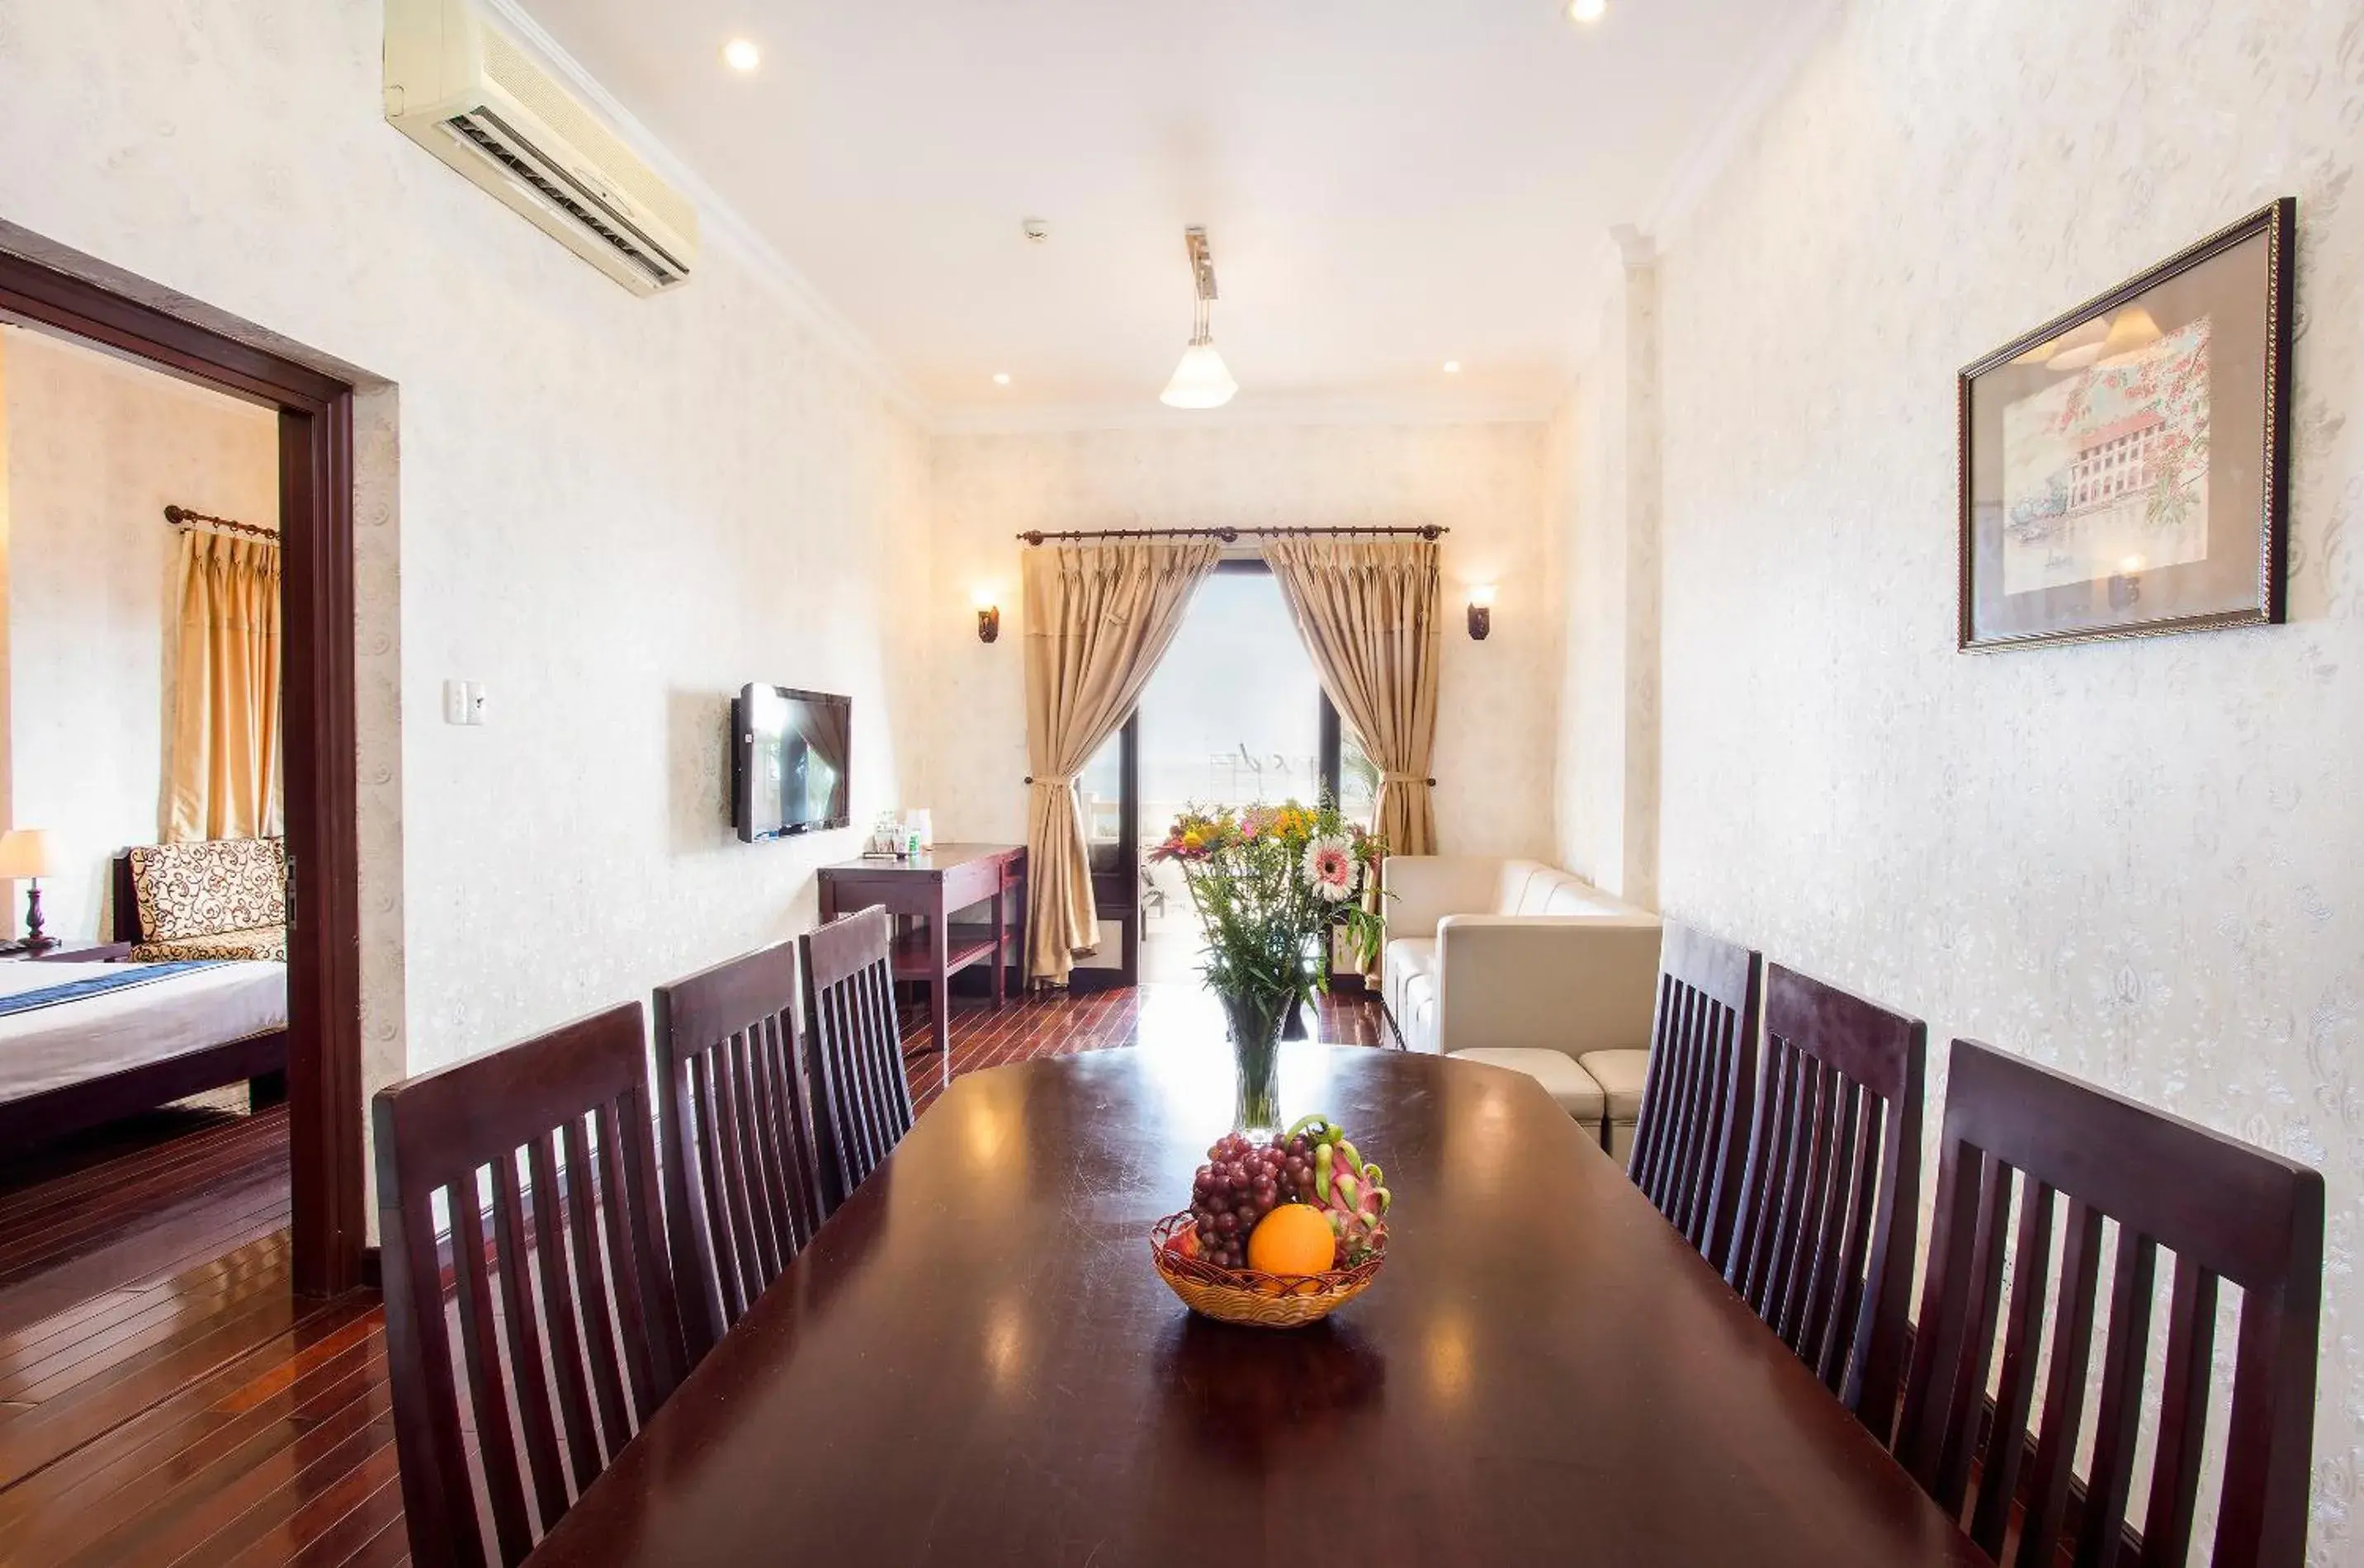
520,0,1814,421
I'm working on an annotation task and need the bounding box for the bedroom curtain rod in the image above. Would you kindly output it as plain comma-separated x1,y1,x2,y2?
163,504,279,541
1016,524,1446,545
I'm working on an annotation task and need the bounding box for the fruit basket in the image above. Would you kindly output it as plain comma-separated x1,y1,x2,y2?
1149,1212,1387,1329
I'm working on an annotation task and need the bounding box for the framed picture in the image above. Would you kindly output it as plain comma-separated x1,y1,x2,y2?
1958,198,2294,651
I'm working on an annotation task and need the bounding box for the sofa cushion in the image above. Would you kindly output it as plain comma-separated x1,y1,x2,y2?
1382,937,1438,1047
1383,935,1436,999
1383,937,1438,987
1501,861,1554,914
1397,971,1440,1054
1607,1119,1638,1164
130,925,287,963
130,838,286,942
1450,1047,1607,1124
1578,1049,1652,1122
1541,881,1629,916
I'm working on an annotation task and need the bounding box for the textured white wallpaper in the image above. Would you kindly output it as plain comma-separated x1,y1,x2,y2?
1552,253,1663,906
1631,0,2364,1552
1,326,280,942
0,0,936,1165
929,423,1559,863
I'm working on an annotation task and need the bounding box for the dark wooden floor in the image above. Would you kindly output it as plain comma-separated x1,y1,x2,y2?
0,984,1384,1566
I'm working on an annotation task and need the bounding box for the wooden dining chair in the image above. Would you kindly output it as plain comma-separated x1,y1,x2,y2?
1895,1040,2323,1568
374,1004,688,1568
1725,963,1925,1435
1624,922,1762,1269
801,904,915,1203
655,939,832,1367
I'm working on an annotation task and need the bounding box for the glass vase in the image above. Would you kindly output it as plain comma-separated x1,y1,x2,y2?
1219,985,1292,1139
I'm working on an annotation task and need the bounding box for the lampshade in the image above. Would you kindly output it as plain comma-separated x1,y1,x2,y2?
0,829,58,879
1161,341,1238,409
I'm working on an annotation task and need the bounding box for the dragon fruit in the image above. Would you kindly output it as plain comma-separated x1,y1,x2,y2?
1284,1114,1390,1266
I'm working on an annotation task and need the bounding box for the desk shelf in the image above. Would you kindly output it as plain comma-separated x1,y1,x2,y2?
888,924,1007,982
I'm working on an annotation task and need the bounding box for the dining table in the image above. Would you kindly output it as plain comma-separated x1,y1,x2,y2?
525,1042,1988,1567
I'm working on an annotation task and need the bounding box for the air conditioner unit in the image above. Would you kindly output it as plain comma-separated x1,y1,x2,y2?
384,0,697,295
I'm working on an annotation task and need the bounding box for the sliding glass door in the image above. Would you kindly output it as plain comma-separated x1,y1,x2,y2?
1073,563,1363,989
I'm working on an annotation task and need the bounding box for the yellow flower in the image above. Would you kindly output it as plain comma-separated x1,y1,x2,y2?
1180,829,1204,850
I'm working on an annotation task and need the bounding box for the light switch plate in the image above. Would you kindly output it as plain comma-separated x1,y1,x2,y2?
442,679,470,725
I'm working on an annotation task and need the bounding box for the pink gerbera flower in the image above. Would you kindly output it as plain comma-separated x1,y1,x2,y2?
1303,835,1358,902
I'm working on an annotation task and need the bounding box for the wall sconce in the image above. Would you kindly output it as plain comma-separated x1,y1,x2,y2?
1467,584,1496,641
974,590,1001,644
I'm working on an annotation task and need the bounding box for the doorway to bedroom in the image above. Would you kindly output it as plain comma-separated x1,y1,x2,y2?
0,318,299,1333
0,243,365,1327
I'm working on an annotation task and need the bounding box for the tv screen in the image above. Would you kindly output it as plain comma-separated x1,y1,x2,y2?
733,685,852,843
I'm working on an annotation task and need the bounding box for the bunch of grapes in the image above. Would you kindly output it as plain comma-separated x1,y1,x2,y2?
1186,1130,1324,1270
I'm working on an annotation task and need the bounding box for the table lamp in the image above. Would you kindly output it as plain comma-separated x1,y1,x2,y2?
0,829,60,955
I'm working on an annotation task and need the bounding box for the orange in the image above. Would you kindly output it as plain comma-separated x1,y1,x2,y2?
1246,1203,1336,1281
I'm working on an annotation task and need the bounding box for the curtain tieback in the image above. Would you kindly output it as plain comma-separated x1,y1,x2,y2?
1381,772,1435,786
1025,773,1080,786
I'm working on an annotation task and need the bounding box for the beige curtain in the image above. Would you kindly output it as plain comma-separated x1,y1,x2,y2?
167,531,282,842
1024,539,1220,985
1263,536,1442,857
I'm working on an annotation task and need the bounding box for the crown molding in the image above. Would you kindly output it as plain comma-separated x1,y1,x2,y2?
1638,0,1841,245
933,394,1558,437
483,0,931,423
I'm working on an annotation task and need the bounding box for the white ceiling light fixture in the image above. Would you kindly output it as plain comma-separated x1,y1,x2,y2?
722,38,761,72
1160,227,1239,409
1567,0,1608,22
1443,360,1463,374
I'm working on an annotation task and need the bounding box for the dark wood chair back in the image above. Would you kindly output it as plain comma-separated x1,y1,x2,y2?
800,905,915,1202
1625,922,1762,1268
654,940,830,1367
1726,963,1924,1433
1895,1040,2323,1568
374,1004,687,1568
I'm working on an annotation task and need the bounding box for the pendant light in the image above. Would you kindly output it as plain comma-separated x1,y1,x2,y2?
1161,226,1238,409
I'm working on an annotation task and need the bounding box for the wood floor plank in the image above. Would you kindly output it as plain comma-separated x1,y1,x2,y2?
0,1307,379,1544
7,1342,386,1564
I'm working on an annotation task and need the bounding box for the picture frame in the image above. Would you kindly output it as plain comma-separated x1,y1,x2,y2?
1957,197,2295,652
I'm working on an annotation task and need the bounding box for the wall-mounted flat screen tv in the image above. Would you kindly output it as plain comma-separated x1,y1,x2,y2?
732,685,852,843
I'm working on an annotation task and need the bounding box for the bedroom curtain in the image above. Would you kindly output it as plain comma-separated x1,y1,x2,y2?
1262,536,1443,858
167,531,282,843
1023,538,1220,986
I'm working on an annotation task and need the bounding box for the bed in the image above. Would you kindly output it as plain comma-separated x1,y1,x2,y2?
0,959,288,1148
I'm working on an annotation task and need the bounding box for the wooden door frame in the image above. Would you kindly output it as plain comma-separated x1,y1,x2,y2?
0,248,366,1296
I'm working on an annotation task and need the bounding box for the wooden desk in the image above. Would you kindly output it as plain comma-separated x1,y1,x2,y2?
816,843,1025,1090
526,1046,1986,1568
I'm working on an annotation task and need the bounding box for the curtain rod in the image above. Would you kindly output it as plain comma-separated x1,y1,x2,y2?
1017,524,1446,545
164,504,279,541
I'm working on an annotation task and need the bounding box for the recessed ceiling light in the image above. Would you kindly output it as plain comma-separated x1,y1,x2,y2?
1567,0,1607,21
722,38,761,72
1443,361,1463,375
992,372,1012,386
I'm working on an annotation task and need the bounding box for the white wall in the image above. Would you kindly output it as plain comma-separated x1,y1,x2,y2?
1549,248,1662,904
0,0,935,1174
1564,0,2364,1549
0,327,280,942
929,423,1558,862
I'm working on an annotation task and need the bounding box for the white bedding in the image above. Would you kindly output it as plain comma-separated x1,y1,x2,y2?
0,960,288,1105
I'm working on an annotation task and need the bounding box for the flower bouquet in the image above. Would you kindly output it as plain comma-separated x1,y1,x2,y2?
1148,799,1386,1134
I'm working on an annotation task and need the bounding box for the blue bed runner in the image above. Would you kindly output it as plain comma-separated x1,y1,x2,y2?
0,961,226,1019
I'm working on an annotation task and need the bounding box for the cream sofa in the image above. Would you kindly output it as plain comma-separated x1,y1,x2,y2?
1380,856,1660,1155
